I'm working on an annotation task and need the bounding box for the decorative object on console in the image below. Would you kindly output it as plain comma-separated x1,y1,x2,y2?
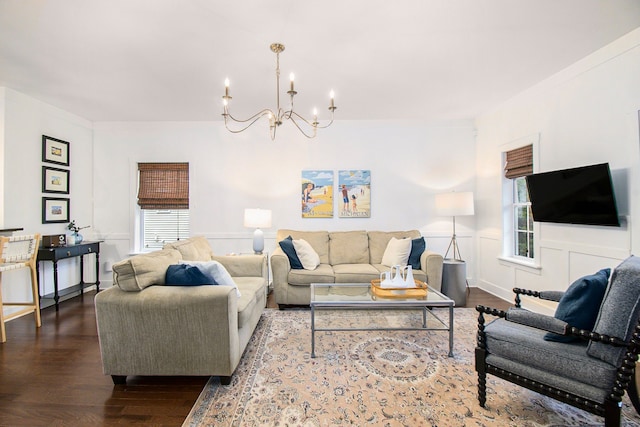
244,208,272,255
435,191,474,261
67,220,90,245
222,43,336,140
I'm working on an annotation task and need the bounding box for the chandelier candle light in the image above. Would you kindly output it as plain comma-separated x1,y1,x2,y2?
222,43,336,140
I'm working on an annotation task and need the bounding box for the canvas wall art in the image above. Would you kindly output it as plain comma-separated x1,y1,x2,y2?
301,170,334,218
338,170,371,218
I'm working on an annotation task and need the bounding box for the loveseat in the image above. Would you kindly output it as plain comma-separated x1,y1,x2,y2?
271,229,443,308
94,236,268,385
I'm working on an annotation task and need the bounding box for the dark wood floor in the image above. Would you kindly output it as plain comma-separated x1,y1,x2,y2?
0,287,510,426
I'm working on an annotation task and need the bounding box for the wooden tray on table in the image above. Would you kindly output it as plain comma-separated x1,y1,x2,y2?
370,279,428,299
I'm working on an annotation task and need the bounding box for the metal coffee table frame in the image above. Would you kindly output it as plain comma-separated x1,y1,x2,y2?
310,283,455,358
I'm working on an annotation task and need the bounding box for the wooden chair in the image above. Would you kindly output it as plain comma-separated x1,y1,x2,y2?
475,255,640,426
0,233,41,342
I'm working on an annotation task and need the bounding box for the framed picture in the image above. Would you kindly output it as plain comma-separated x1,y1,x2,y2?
301,170,334,218
42,166,70,194
42,197,70,224
338,170,371,218
42,135,70,166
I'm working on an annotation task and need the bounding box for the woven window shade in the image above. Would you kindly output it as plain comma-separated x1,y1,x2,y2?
137,163,189,209
504,145,533,179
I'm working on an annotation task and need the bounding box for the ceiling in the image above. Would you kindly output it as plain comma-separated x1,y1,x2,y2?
1,0,639,123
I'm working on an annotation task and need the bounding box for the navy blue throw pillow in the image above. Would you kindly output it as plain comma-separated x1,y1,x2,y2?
544,268,611,342
165,264,214,286
408,237,425,270
278,236,303,269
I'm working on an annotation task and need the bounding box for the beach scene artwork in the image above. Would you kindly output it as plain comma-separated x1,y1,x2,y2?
339,170,371,218
301,170,334,218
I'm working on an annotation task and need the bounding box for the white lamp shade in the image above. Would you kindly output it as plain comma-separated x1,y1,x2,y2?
435,192,475,217
243,208,272,229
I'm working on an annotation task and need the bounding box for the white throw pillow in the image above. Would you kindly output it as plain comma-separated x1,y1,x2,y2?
292,238,320,270
179,260,241,297
381,237,412,267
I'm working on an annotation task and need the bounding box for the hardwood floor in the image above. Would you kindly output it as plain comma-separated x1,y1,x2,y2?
0,287,510,426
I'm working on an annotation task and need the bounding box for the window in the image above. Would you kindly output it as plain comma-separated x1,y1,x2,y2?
504,144,534,260
513,176,534,258
137,163,189,251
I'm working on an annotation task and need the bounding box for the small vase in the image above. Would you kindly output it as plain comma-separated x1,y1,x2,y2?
74,233,83,244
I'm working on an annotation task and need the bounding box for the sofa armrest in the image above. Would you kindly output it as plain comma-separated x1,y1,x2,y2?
95,284,241,377
420,250,443,292
213,254,267,279
271,247,291,303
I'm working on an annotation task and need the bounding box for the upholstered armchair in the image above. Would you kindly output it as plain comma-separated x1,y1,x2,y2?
475,255,640,427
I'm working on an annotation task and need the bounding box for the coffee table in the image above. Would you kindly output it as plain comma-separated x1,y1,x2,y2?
310,282,455,358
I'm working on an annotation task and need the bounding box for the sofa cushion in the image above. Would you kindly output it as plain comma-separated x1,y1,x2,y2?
292,238,320,270
381,237,412,267
180,260,241,297
112,248,182,292
329,230,369,265
287,264,335,285
333,263,380,283
276,229,330,264
544,268,610,343
163,236,214,261
408,237,426,269
278,236,303,269
368,230,421,264
165,264,213,286
235,277,265,329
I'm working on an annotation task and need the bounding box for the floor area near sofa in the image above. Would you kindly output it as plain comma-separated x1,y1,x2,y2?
184,308,640,426
0,288,512,426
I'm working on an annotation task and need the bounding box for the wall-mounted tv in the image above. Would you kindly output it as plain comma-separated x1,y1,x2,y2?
525,163,620,227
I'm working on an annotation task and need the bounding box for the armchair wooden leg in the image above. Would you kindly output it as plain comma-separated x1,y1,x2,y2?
0,274,5,343
475,347,487,407
603,399,621,427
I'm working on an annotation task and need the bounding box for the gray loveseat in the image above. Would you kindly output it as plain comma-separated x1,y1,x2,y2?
271,229,443,308
94,236,268,385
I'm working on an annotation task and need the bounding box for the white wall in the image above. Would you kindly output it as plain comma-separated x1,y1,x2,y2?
475,28,640,314
1,88,94,307
92,119,477,286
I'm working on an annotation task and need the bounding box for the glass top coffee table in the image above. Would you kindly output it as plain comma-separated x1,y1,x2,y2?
310,282,455,358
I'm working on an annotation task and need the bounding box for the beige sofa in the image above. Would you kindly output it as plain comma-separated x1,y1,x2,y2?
94,236,268,385
271,229,443,307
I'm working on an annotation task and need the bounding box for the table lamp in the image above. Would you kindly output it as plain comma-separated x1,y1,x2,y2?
244,208,272,254
435,192,474,260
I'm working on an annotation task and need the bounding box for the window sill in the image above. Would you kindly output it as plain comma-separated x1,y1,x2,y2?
498,256,541,274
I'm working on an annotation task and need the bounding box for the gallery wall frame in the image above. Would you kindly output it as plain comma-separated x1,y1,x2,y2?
338,170,371,218
42,197,70,224
42,166,70,194
301,170,334,218
42,135,70,166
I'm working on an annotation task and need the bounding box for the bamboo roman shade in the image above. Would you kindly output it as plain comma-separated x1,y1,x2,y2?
504,145,533,179
137,163,189,209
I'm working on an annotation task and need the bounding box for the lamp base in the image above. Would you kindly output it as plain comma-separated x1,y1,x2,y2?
253,228,264,255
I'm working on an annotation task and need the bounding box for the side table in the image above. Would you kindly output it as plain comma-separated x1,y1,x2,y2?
37,241,102,310
441,258,467,307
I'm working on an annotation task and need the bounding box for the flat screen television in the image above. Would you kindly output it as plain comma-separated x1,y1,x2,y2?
525,163,620,227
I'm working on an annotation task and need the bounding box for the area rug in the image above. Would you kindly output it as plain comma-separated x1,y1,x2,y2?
183,308,640,426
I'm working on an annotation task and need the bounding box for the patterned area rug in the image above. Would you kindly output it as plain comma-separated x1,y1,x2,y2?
183,308,640,426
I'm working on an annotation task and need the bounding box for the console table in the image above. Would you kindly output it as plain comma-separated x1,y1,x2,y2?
37,241,102,310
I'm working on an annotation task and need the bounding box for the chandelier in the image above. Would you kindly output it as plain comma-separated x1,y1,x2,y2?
222,43,336,140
